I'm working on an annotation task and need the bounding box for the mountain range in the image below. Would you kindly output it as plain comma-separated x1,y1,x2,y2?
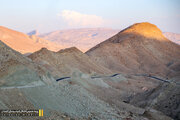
39,28,120,52
37,28,180,52
0,22,179,120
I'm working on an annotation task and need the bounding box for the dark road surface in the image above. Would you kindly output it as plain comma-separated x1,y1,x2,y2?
56,77,71,81
56,73,180,85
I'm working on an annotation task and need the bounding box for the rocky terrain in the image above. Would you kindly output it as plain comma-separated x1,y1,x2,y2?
0,26,64,54
0,40,51,87
0,40,146,120
0,22,179,120
28,47,111,78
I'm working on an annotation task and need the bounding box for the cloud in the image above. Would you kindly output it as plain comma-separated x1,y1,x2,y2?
58,10,105,27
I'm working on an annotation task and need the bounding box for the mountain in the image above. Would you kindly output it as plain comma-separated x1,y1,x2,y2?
0,41,123,120
163,32,180,45
28,38,174,119
0,40,53,87
27,30,39,36
28,47,111,77
39,28,180,52
39,28,119,52
0,24,178,120
0,26,64,54
86,22,180,78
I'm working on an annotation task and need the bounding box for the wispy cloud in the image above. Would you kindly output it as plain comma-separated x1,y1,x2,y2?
58,10,105,27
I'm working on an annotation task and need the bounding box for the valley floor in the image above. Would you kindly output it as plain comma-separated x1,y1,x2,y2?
1,71,178,120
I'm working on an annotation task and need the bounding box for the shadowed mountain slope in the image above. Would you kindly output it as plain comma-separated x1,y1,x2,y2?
0,40,54,87
28,47,112,77
0,41,124,120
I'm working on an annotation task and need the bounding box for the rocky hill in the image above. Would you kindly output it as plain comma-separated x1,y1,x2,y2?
0,40,54,87
28,47,111,78
86,22,180,79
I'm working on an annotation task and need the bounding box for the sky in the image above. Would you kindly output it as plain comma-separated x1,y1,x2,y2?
0,0,180,33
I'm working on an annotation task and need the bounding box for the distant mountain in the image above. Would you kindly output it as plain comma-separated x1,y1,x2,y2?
39,28,180,52
0,26,64,54
27,30,39,36
86,22,180,78
39,28,119,52
163,32,180,45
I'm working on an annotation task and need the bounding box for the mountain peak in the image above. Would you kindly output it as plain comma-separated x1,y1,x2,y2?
39,47,49,52
120,22,164,39
57,47,82,54
36,47,56,55
104,22,167,44
32,47,52,56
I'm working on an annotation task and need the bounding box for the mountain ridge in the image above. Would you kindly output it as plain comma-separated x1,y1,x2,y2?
28,46,112,77
38,27,180,52
39,28,119,52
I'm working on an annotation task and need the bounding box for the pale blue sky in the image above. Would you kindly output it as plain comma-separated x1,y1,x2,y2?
0,0,179,33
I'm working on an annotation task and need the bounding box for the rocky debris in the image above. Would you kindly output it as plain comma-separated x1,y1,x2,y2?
130,83,180,120
111,100,145,115
144,108,173,120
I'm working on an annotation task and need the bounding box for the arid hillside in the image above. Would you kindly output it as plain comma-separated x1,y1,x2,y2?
0,40,53,87
0,26,64,54
28,47,111,77
86,22,180,78
0,40,137,120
